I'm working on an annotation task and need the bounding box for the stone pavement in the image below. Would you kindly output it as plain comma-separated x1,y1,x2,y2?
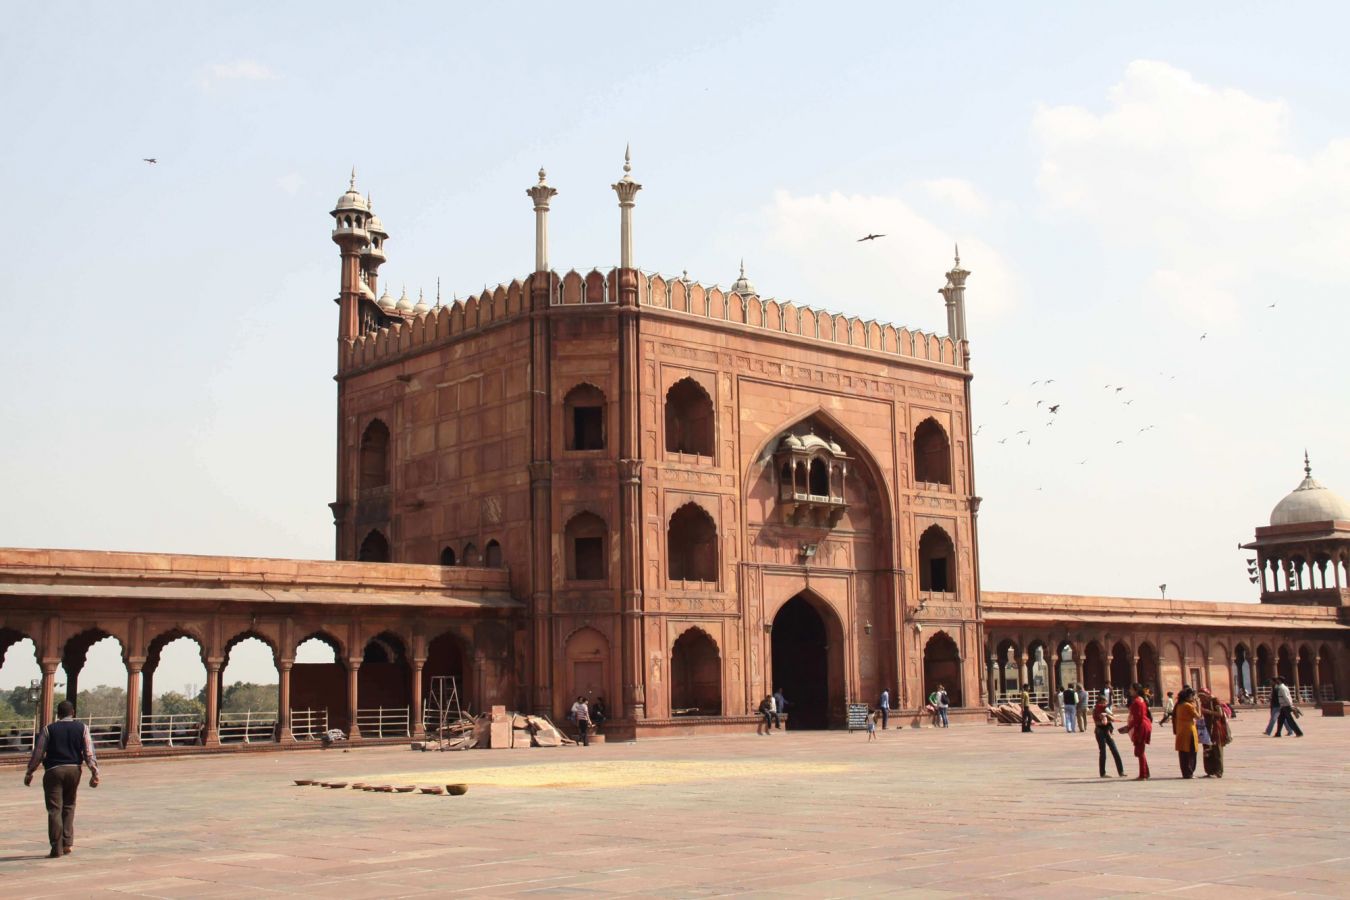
0,714,1346,898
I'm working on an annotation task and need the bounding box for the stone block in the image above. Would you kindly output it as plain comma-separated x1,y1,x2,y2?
1320,701,1348,716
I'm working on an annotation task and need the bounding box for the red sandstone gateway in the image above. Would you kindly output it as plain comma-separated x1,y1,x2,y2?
1,161,1346,756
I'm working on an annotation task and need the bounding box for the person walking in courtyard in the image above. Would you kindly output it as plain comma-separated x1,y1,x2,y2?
866,709,879,741
1102,683,1113,709
570,696,592,746
1076,684,1089,733
1118,682,1152,779
1092,693,1125,777
1160,691,1175,725
1172,687,1201,778
1273,677,1304,737
1020,686,1033,733
757,694,776,735
1198,689,1230,777
936,685,950,728
1052,686,1063,727
1263,684,1281,735
878,688,890,730
1061,685,1078,733
23,700,100,858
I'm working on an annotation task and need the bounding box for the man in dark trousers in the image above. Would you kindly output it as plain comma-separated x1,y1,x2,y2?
23,701,100,858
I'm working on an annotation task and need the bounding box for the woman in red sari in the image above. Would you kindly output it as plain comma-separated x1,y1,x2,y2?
1118,682,1153,780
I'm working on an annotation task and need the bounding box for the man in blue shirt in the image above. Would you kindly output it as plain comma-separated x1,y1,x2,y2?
24,701,100,858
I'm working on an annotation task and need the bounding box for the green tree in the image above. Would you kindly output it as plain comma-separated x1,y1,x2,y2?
0,697,21,722
74,684,126,719
153,691,205,719
221,682,277,713
3,685,37,719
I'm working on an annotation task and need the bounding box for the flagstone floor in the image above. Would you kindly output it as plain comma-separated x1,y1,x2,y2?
0,713,1345,898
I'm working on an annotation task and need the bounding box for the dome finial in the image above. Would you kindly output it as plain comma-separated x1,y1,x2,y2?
1305,449,1312,477
623,142,632,179
538,167,547,184
954,243,960,267
349,166,357,190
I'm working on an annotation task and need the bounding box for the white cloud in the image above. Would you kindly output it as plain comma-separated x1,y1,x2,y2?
916,177,990,217
1033,60,1350,326
762,189,1018,327
276,173,304,195
197,59,278,89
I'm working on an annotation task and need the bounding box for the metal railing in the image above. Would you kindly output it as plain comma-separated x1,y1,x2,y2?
76,716,125,749
1320,685,1335,702
1297,686,1315,703
290,708,328,741
356,706,410,738
1255,687,1272,704
0,719,36,753
139,713,203,747
219,711,278,744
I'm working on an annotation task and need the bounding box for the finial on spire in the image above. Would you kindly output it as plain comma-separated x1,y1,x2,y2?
437,277,442,305
954,243,960,268
623,143,632,180
1305,449,1312,477
538,167,547,184
739,258,746,278
349,166,357,190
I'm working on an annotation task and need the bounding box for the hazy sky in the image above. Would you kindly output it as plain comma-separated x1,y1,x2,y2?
3,4,1348,691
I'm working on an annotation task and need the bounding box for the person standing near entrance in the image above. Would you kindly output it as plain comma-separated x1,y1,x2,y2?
1273,677,1303,738
1092,695,1125,777
1061,685,1078,733
1119,682,1152,780
772,687,787,730
1019,686,1033,733
936,685,950,728
1160,691,1176,725
1075,684,1089,734
878,688,890,730
23,701,100,858
1172,687,1201,778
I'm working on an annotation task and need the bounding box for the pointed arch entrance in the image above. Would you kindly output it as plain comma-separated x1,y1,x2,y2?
771,593,844,729
923,631,963,707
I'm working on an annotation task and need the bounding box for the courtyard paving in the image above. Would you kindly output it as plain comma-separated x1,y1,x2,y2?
0,713,1346,898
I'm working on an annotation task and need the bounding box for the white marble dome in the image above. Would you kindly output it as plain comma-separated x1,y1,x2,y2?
1270,459,1350,526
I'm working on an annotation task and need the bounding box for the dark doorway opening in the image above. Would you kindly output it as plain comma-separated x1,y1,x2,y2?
771,594,831,729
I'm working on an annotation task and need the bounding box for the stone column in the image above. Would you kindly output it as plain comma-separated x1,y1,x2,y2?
141,665,155,718
347,661,362,739
986,652,997,706
1047,648,1059,698
612,146,641,269
411,658,426,737
202,659,222,746
527,169,557,274
39,661,58,726
1018,652,1028,691
124,661,144,749
277,660,296,744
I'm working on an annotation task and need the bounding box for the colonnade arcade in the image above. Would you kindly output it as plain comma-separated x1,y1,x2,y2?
0,605,514,755
985,628,1343,708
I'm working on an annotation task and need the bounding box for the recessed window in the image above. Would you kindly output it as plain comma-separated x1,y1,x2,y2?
665,378,714,456
564,384,606,451
565,513,607,581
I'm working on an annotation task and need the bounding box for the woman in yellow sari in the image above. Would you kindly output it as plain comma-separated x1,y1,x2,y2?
1172,687,1201,779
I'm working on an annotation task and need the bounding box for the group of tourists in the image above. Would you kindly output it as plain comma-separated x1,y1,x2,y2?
1098,682,1233,780
566,695,607,746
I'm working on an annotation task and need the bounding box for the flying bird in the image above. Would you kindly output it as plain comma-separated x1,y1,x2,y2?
1266,303,1276,309
143,158,157,164
1078,459,1088,465
1045,379,1055,384
997,438,1008,445
1115,387,1125,393
1036,400,1045,408
1026,439,1032,446
1048,404,1060,414
1115,440,1125,445
1002,400,1011,406
1031,380,1040,386
1015,429,1027,435
974,425,984,436
1199,332,1208,341
857,233,886,242
1123,399,1134,405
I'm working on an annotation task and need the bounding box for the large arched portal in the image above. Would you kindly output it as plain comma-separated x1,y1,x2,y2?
922,632,963,707
771,594,843,729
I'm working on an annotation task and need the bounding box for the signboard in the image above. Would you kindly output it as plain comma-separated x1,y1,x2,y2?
847,703,870,731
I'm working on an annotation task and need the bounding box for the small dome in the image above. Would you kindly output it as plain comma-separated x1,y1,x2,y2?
412,289,429,315
377,287,396,312
797,433,833,453
332,170,368,214
780,434,804,451
395,287,414,314
1270,456,1350,526
730,260,756,296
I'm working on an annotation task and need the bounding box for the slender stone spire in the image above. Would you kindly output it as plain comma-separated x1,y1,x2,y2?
526,167,557,274
1305,449,1312,478
611,144,642,269
940,244,971,345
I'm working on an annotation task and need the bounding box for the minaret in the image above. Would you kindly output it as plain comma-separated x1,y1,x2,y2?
611,145,646,720
362,195,389,298
330,168,370,343
526,168,557,273
939,244,970,347
611,144,642,269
